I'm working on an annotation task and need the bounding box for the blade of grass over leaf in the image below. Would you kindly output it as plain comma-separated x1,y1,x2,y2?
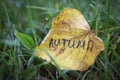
43,49,67,80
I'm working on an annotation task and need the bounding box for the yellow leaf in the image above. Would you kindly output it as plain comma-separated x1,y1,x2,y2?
36,8,104,71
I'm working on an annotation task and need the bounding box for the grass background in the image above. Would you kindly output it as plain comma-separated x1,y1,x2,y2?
0,0,120,80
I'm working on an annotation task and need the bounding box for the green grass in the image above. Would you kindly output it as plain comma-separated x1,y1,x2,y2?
0,0,120,80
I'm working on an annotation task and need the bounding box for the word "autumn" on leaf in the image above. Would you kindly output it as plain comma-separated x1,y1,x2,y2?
49,38,94,51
